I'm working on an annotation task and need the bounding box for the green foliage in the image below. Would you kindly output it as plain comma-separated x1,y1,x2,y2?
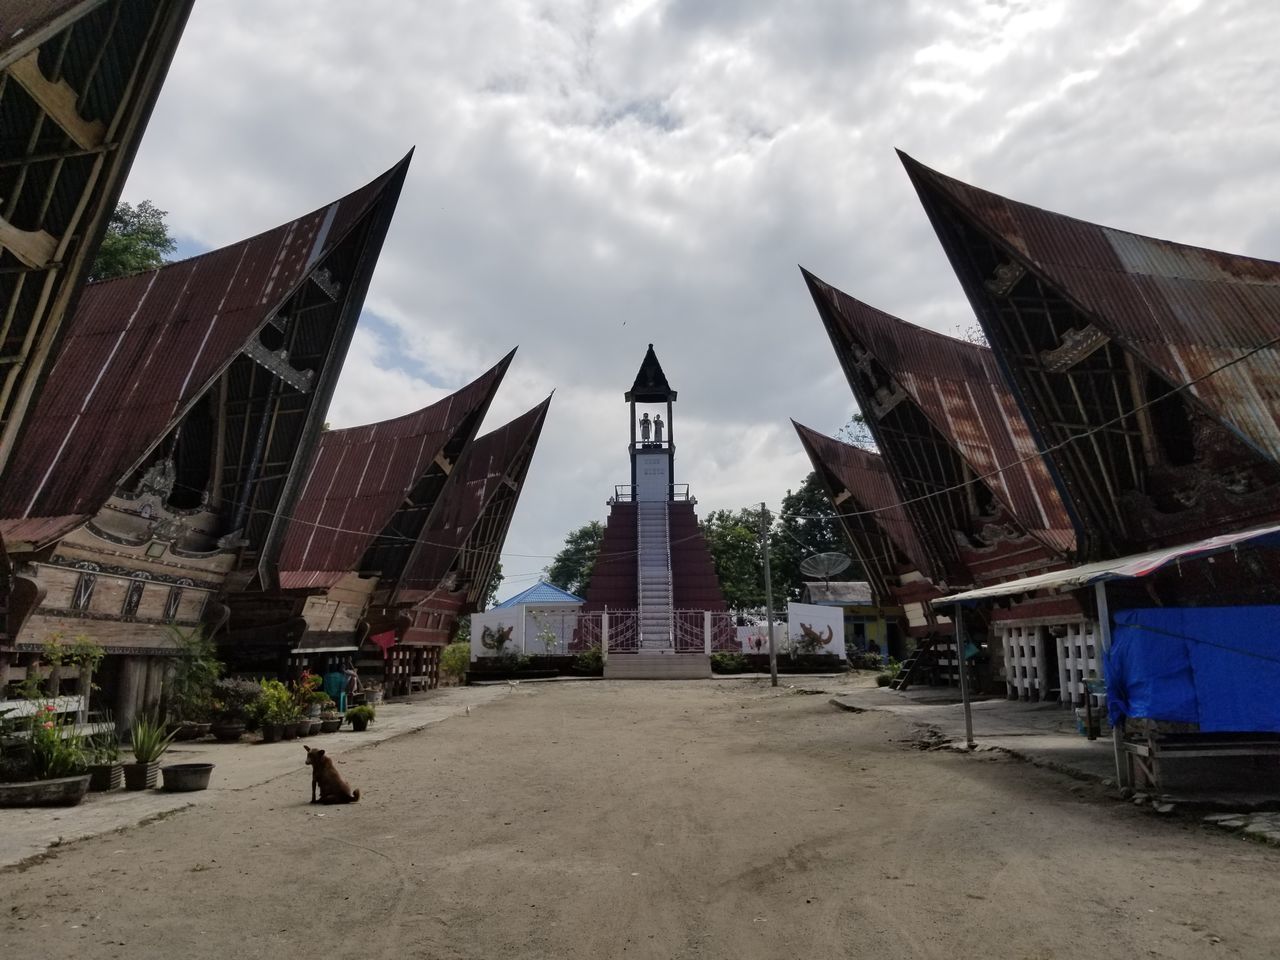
875,672,893,687
545,521,604,595
20,703,88,779
710,652,748,674
346,705,376,724
130,714,177,764
835,411,878,451
166,626,222,723
210,678,262,724
87,720,121,765
89,200,176,281
252,679,296,725
771,472,862,604
441,641,470,681
573,646,602,674
700,507,768,611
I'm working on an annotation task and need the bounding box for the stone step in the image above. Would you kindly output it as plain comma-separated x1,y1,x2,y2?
604,653,712,680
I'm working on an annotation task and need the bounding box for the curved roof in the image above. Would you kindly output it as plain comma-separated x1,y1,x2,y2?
279,352,514,589
900,151,1280,466
0,153,411,527
803,270,1075,557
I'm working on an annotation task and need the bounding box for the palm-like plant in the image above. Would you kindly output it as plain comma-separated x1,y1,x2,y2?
131,714,178,763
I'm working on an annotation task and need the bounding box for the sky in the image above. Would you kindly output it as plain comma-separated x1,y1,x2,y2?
120,0,1280,599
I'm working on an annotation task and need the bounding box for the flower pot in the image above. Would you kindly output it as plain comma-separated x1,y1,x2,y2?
350,716,370,732
88,762,123,792
307,704,322,719
308,719,323,735
260,723,282,744
161,763,215,792
122,762,159,791
171,721,200,742
320,718,342,734
0,775,91,807
211,721,245,743
195,722,212,739
365,690,384,705
282,722,299,740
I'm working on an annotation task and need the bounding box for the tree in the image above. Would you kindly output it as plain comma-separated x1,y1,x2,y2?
771,472,860,603
836,411,877,452
89,200,176,281
545,521,604,596
701,507,769,612
452,562,504,646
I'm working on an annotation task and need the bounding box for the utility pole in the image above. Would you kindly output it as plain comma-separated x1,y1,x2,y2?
760,502,777,687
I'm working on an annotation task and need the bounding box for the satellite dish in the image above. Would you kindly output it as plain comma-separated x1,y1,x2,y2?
800,552,851,580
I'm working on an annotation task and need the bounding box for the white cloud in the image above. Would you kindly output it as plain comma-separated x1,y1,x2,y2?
118,0,1280,597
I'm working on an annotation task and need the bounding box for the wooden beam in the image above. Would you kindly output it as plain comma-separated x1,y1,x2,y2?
7,51,106,150
0,211,57,267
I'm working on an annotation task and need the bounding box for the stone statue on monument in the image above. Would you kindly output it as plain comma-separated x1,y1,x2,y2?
653,414,664,443
639,412,652,442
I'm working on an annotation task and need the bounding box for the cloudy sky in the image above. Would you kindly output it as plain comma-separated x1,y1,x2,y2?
121,0,1280,598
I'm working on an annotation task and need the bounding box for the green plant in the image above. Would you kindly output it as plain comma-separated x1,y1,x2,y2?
253,679,295,725
130,714,178,764
210,678,262,724
441,641,470,681
574,646,603,673
875,673,893,687
166,626,222,723
346,705,375,724
531,615,559,655
28,703,87,779
710,652,748,674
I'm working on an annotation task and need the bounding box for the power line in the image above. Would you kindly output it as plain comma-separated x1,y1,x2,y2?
787,332,1280,523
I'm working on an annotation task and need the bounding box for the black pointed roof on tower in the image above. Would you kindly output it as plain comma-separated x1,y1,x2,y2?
625,344,677,402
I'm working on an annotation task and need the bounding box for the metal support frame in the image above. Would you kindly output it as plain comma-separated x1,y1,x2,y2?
1095,580,1129,788
954,602,974,748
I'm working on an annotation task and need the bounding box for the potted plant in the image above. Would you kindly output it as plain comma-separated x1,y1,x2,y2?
209,678,261,742
254,680,292,743
165,626,221,740
0,702,91,807
319,702,342,733
124,714,177,790
87,725,123,791
346,704,375,732
362,680,384,705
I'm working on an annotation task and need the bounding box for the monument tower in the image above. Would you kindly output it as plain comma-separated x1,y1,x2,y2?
582,345,731,678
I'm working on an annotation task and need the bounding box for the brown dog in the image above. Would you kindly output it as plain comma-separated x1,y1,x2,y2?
304,746,361,804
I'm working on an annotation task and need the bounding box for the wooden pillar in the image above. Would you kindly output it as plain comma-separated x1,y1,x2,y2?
76,663,93,722
116,656,145,732
0,652,11,695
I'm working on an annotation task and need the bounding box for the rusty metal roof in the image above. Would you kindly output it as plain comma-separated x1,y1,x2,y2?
0,0,96,65
399,396,551,600
900,152,1280,467
0,514,83,548
803,270,1075,557
278,353,514,589
0,154,412,523
792,421,933,587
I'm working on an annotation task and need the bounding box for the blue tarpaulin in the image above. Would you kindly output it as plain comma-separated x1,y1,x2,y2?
1105,606,1280,732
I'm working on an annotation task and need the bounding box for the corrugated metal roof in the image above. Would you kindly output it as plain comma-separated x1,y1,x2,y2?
0,155,411,523
803,581,873,605
493,580,583,608
278,354,512,586
0,0,95,65
0,514,84,548
900,152,1280,467
804,271,1075,557
400,397,552,594
792,422,934,583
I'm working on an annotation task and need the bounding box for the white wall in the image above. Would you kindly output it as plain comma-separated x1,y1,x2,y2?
635,451,670,501
470,609,521,659
786,602,846,660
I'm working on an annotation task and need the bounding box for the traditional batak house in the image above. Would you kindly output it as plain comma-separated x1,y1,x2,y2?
376,396,552,692
225,354,540,694
791,423,931,660
580,345,734,679
801,270,1088,700
901,153,1280,583
0,155,411,724
0,0,193,472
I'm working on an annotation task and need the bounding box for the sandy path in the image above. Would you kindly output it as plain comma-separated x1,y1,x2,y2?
2,678,1278,959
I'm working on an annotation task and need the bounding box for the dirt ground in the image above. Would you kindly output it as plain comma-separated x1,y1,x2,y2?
3,678,1279,960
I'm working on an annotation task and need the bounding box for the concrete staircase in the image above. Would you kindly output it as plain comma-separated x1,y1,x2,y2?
636,501,673,650
605,653,711,680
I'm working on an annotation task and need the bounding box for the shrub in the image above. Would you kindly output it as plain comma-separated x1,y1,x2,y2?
346,704,375,724
574,646,603,674
211,678,263,724
441,642,470,681
710,652,748,674
131,714,177,764
251,679,295,725
875,673,893,687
